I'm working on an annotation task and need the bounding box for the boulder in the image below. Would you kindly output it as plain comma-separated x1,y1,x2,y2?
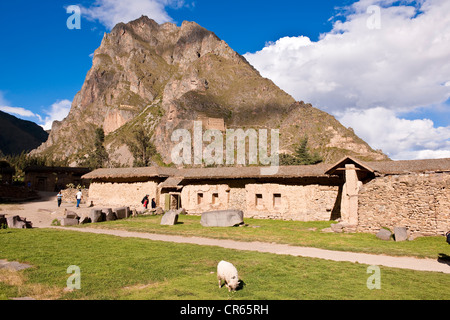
89,209,104,223
376,229,392,241
65,211,79,219
155,207,164,215
177,208,186,215
160,210,179,226
200,210,244,227
79,215,91,224
103,208,117,221
330,223,343,233
6,216,32,229
394,226,408,242
60,218,79,226
114,207,130,219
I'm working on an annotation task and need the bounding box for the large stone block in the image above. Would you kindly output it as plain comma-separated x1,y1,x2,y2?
394,226,408,242
65,211,79,219
200,210,244,227
79,214,91,224
376,229,392,241
114,207,130,219
89,209,104,223
60,218,79,226
160,210,179,226
6,216,32,229
103,208,117,221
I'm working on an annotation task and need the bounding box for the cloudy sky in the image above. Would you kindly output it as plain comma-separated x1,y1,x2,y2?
0,0,449,160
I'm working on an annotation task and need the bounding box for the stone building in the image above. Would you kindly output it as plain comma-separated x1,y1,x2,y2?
82,157,450,236
24,166,91,192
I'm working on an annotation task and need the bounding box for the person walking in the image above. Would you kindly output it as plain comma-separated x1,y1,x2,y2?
57,191,63,208
76,189,82,208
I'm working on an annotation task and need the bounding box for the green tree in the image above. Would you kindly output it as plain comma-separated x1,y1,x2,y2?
92,127,109,169
279,135,322,165
77,127,109,169
126,124,156,167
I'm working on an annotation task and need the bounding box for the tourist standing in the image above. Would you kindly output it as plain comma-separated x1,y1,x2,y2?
76,189,82,208
142,194,149,209
57,191,63,207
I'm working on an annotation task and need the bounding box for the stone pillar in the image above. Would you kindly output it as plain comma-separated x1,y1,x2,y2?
341,164,359,225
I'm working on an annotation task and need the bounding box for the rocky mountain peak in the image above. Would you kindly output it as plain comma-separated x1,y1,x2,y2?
31,17,388,166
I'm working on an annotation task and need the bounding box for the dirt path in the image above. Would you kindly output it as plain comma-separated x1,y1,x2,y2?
0,192,93,228
52,226,450,274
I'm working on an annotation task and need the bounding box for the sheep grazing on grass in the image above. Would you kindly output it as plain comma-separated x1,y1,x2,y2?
217,260,239,292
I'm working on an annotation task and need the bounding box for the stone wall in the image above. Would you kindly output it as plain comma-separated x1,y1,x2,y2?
180,184,230,214
357,172,450,236
179,181,339,221
88,181,158,208
245,183,339,221
61,188,89,204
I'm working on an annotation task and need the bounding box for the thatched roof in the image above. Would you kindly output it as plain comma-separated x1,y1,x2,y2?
326,156,450,176
83,164,333,181
158,176,184,189
365,158,450,175
82,157,450,181
82,167,177,180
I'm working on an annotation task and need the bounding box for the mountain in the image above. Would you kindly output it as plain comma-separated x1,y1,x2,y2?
0,110,49,156
31,16,388,166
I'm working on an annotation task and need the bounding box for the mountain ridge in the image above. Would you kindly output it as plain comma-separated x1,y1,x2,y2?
31,16,388,166
0,110,49,156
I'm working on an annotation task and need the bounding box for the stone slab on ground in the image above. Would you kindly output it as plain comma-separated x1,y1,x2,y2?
6,215,32,229
394,227,409,242
376,229,392,241
59,218,79,226
160,209,183,225
89,209,104,223
200,210,244,227
0,259,33,271
114,207,130,219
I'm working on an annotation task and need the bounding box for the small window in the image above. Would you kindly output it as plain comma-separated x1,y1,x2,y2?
212,193,219,204
197,193,203,205
255,194,263,207
273,193,281,207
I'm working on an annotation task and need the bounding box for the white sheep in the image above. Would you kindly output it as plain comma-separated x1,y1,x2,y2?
217,260,240,292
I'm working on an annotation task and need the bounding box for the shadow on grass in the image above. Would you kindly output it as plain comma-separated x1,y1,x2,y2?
437,253,450,266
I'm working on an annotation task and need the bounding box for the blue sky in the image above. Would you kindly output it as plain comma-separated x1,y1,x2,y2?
0,0,449,160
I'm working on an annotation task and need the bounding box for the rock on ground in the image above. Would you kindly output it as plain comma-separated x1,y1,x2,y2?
200,210,244,227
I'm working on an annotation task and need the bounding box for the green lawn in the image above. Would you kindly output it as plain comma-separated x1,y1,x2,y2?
76,214,450,259
0,228,449,300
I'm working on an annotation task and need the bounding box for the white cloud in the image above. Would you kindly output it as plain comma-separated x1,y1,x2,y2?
337,107,450,160
80,0,186,29
0,106,42,121
0,91,41,121
0,91,72,131
244,0,450,160
40,100,72,131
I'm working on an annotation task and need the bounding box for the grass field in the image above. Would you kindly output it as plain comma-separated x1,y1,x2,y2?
1,226,449,300
76,214,450,259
